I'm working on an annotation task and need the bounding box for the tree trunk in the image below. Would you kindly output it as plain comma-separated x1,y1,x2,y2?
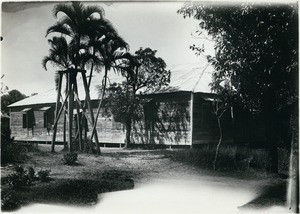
74,81,82,151
91,67,108,140
88,48,96,88
68,72,74,153
124,118,132,149
63,79,68,150
213,117,223,170
51,72,62,152
81,72,100,155
63,111,67,149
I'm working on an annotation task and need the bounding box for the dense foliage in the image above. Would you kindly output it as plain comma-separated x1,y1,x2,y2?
179,3,298,110
105,47,171,147
178,2,298,173
1,90,26,114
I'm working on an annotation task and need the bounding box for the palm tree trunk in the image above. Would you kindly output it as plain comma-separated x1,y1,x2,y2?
63,80,68,149
88,48,96,88
74,81,82,151
51,72,63,152
91,67,108,141
63,111,67,149
68,72,74,153
81,72,100,154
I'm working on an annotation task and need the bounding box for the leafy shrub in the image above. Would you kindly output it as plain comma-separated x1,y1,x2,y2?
6,165,40,189
62,153,78,165
84,139,96,154
14,165,25,174
1,189,22,211
37,169,51,182
7,172,31,189
1,129,27,165
26,167,35,180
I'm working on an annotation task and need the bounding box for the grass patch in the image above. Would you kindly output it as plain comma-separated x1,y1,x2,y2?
164,145,290,173
1,169,135,211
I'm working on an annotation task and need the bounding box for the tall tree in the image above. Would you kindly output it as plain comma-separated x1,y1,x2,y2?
45,1,105,154
42,36,74,150
89,31,130,145
46,2,104,68
178,3,298,173
105,47,171,148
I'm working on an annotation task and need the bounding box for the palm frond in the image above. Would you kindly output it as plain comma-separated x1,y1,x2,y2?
42,56,51,70
84,5,105,19
53,2,76,20
46,22,72,37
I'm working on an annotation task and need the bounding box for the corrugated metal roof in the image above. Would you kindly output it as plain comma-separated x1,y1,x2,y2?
8,75,104,108
151,62,213,94
8,63,214,107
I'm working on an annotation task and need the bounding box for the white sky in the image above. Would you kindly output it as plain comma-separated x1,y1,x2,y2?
1,1,215,96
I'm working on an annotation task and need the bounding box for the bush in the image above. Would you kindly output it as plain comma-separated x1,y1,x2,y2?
14,165,25,174
1,189,22,211
1,129,26,165
26,167,35,180
37,169,51,182
62,153,78,165
84,139,96,154
6,165,33,189
7,173,31,190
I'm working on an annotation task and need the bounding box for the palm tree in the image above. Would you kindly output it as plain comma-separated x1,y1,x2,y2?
43,36,97,152
46,2,104,62
89,31,130,141
42,36,72,152
46,2,105,154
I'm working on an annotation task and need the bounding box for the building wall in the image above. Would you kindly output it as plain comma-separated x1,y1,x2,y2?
10,104,56,142
192,93,233,145
132,92,234,146
132,93,192,145
9,104,126,144
9,93,264,147
88,109,125,144
10,111,31,139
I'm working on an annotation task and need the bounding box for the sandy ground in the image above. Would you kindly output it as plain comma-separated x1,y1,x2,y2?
1,145,290,213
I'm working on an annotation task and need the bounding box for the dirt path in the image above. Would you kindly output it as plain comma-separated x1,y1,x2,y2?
1,145,288,213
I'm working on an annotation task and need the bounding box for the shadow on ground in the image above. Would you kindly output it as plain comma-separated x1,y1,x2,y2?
1,169,135,211
238,180,287,211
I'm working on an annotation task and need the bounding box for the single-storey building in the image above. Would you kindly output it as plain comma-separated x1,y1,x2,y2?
7,63,265,147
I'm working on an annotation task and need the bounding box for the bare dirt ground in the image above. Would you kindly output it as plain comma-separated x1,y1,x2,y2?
1,145,289,213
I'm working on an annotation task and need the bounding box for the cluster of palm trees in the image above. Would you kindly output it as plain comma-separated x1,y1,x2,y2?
42,2,131,154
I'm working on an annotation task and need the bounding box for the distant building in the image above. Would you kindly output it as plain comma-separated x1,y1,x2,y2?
7,63,265,147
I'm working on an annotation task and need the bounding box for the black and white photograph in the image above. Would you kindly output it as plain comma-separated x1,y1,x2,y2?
1,1,299,213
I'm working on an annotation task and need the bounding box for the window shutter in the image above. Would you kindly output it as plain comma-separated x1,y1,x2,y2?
44,112,47,128
22,114,27,128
